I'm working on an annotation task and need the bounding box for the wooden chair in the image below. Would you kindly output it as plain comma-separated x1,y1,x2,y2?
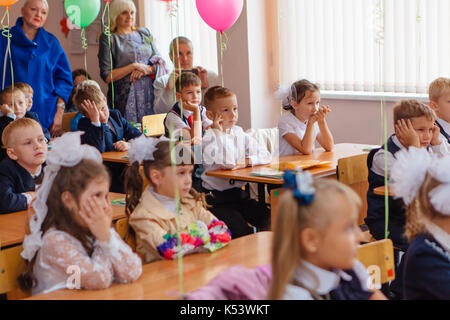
114,218,136,252
61,112,78,133
0,245,28,298
357,239,395,287
336,153,369,226
142,113,166,137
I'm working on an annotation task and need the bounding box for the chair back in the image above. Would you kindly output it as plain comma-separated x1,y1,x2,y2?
142,113,166,137
337,153,369,225
61,112,78,133
0,245,27,295
356,239,395,286
114,218,136,252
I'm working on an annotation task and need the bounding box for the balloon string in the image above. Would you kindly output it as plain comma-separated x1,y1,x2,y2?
102,2,115,109
219,31,226,87
1,8,13,110
375,0,389,239
167,0,184,298
81,28,89,80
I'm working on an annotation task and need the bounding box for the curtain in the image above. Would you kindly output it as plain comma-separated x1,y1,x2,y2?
278,0,450,94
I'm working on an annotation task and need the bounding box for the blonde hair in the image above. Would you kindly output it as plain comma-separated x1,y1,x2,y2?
2,117,42,148
266,179,361,300
23,0,49,9
72,80,105,117
110,0,137,32
405,173,445,240
428,77,450,102
15,82,33,95
393,100,436,124
0,86,25,105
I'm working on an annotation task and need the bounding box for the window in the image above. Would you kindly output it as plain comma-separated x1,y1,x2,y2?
278,0,450,94
142,0,218,73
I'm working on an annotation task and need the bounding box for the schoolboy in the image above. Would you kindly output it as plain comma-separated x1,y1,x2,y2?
201,86,272,238
0,118,47,214
429,77,450,144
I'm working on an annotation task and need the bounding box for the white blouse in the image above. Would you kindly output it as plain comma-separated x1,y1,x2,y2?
278,112,320,156
32,228,142,296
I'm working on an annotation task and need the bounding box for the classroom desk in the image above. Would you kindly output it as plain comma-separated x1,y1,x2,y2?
102,151,129,164
0,193,127,249
206,143,376,184
206,143,376,205
26,231,273,300
373,186,394,197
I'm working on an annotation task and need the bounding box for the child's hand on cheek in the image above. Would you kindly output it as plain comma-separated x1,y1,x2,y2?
0,104,12,115
395,119,420,148
212,113,224,132
113,140,129,152
182,100,199,113
79,196,112,243
431,124,442,146
81,100,100,124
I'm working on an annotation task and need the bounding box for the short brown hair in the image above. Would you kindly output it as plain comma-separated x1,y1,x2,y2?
175,72,201,93
428,77,450,102
72,80,105,116
203,86,236,110
393,100,436,124
0,85,25,105
2,117,42,148
15,82,33,95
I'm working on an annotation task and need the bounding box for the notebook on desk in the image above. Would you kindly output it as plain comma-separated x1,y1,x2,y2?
250,168,284,179
270,160,333,171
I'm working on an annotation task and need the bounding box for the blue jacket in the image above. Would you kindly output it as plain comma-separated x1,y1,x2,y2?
0,157,40,214
78,109,142,153
0,18,73,129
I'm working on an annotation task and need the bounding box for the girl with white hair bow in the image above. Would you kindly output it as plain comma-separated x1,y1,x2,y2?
390,147,450,299
19,132,142,296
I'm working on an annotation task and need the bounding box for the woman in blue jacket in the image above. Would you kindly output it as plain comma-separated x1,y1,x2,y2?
0,0,73,137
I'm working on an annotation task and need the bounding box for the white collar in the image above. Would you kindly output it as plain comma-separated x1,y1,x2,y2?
436,118,450,135
31,166,42,179
423,219,450,253
288,112,309,127
148,186,178,213
292,260,353,295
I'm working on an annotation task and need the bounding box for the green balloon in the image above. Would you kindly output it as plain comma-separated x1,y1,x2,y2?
65,0,101,28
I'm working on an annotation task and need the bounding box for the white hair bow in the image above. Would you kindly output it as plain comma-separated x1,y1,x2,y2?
21,132,103,261
390,147,450,216
127,135,161,164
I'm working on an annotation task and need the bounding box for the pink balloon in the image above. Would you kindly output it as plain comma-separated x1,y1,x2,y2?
196,0,244,32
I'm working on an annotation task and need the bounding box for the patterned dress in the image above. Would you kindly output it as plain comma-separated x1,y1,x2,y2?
99,28,160,123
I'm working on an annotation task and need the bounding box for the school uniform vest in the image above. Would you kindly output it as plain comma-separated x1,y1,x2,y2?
435,120,450,144
164,102,205,191
365,134,408,251
164,102,206,138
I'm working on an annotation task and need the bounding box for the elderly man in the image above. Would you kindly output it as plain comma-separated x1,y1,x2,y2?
153,36,220,114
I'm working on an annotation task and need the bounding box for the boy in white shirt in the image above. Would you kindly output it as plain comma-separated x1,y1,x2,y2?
201,86,272,238
429,77,450,145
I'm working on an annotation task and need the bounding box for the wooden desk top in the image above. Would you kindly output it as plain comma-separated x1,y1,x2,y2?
27,231,273,300
373,186,394,197
102,151,129,164
0,193,126,248
206,143,377,184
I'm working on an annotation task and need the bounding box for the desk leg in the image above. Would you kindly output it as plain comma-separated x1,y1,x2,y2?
257,183,266,204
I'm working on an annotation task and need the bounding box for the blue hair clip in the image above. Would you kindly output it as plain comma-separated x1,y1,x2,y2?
283,170,315,205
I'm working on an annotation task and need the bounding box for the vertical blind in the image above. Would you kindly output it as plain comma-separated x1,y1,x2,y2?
142,0,218,73
278,0,450,94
